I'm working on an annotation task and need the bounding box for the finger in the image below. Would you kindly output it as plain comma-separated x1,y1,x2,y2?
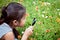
27,29,32,33
29,26,34,29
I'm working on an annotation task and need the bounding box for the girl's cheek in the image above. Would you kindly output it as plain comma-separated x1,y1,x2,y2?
19,19,26,27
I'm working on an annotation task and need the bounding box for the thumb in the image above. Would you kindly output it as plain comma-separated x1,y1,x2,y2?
29,26,34,30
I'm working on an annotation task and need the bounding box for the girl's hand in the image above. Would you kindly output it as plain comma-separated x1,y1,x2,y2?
21,26,34,40
24,26,34,37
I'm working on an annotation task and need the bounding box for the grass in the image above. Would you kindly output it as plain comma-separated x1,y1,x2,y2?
17,0,60,40
0,0,60,40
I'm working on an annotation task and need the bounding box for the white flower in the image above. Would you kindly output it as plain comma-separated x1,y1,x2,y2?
45,16,48,18
57,9,60,11
59,12,60,15
47,2,50,5
44,2,51,6
22,31,24,34
42,14,44,17
33,1,36,4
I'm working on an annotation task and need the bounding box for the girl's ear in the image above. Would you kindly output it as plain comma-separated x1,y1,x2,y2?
13,20,19,26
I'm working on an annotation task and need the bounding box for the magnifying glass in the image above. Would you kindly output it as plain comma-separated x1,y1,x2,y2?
31,18,36,26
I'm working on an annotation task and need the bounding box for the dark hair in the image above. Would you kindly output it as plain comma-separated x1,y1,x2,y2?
0,2,26,24
0,2,26,39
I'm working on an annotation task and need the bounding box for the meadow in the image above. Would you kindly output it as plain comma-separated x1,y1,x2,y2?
0,0,60,40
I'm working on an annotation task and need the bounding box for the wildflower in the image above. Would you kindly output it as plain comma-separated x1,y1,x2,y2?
38,21,42,24
49,16,52,19
35,6,38,11
33,1,36,5
22,31,24,34
56,18,60,23
18,35,21,39
42,14,44,18
59,12,60,15
41,2,51,6
57,9,60,11
44,2,50,6
46,29,50,33
45,16,48,18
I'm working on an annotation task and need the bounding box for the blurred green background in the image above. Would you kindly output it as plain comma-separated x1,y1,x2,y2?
0,0,60,40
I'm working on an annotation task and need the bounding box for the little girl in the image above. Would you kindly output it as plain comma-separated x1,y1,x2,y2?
0,2,33,40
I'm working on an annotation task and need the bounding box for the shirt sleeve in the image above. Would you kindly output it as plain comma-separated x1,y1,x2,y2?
0,23,12,38
15,38,18,40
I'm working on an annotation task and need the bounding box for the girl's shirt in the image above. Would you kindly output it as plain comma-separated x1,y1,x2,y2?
0,23,17,40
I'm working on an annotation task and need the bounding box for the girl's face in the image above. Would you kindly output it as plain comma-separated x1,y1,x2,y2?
18,14,26,27
12,14,26,27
